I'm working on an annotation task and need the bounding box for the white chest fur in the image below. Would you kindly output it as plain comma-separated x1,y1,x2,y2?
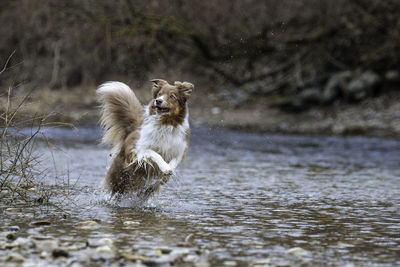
135,106,189,164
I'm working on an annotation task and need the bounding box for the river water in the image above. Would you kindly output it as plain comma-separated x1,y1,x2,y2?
1,127,400,266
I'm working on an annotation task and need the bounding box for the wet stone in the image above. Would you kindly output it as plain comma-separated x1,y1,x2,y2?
275,260,291,267
196,262,211,267
95,245,115,255
184,254,200,262
40,251,50,259
5,208,22,213
75,220,99,229
5,232,17,241
121,253,150,261
155,247,195,263
7,225,20,232
93,245,115,261
52,248,69,258
19,213,35,219
31,220,52,226
3,252,25,263
123,220,140,226
66,243,86,251
6,237,33,249
158,247,172,254
73,248,93,263
253,258,271,265
69,262,86,267
32,235,56,240
287,247,308,256
88,237,114,247
33,239,59,252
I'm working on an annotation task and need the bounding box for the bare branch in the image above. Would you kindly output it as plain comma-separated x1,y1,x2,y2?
0,50,16,76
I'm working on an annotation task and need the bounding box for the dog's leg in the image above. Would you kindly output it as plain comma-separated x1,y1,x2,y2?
169,149,185,170
138,149,172,175
169,157,181,170
159,156,183,185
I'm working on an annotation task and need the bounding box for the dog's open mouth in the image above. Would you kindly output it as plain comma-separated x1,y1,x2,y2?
153,105,170,114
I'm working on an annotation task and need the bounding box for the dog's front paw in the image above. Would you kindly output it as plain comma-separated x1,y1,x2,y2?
157,161,173,176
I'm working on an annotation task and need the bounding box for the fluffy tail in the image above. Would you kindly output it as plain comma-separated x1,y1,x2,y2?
97,82,143,147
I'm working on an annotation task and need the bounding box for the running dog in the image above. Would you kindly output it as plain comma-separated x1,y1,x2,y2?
97,79,194,198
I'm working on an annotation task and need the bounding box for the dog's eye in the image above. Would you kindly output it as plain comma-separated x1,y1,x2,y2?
170,94,177,100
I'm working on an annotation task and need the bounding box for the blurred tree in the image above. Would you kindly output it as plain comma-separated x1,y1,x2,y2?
0,0,399,105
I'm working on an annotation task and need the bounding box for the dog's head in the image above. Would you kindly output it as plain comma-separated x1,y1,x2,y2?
149,79,194,124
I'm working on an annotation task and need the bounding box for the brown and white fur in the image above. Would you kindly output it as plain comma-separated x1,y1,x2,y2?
97,79,194,199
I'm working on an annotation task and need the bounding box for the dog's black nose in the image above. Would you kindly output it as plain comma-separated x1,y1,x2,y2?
155,99,163,105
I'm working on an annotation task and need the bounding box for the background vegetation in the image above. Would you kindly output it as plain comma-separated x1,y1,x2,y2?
1,0,399,133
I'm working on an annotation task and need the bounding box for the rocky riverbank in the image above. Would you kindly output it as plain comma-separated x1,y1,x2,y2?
0,226,310,266
0,190,312,267
1,74,399,138
0,230,209,266
193,90,400,138
193,69,400,138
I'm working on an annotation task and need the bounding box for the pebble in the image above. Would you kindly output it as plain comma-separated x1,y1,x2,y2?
69,262,85,267
33,239,59,252
196,262,211,267
184,254,199,262
75,220,99,229
120,253,150,261
253,258,271,265
5,232,17,241
155,249,163,256
73,248,93,263
6,237,32,249
157,247,193,263
31,220,51,226
275,260,291,266
5,208,22,213
95,245,115,260
157,247,172,254
287,247,308,256
52,248,69,258
3,252,25,263
66,244,82,251
7,225,20,232
123,220,140,226
95,245,114,254
32,235,55,240
19,213,35,218
40,251,50,259
89,238,114,247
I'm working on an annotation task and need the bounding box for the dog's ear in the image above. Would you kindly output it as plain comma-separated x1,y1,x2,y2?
175,81,194,98
150,79,167,98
